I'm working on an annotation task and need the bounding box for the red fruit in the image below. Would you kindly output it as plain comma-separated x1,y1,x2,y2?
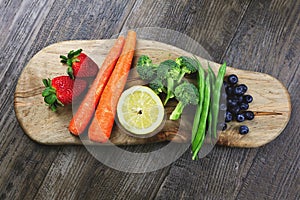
42,76,87,111
60,49,99,79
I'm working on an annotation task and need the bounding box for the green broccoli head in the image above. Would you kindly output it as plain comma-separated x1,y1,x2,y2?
149,78,166,94
174,81,199,106
176,56,198,82
170,81,199,120
157,60,181,80
137,55,152,66
137,55,157,81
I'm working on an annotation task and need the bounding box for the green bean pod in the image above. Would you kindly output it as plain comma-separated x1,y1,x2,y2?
191,58,205,142
211,62,227,138
207,62,216,87
192,74,211,160
207,64,216,144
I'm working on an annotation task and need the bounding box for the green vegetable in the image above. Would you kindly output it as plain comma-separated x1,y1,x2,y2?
169,81,199,120
157,60,181,105
136,55,158,81
211,62,227,138
136,55,229,160
149,78,166,94
191,57,205,142
206,63,216,144
176,56,198,83
192,74,211,160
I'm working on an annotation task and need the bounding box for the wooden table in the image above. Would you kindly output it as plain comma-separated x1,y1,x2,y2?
1,0,299,199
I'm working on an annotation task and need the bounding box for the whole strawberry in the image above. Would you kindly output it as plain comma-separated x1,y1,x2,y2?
60,49,99,79
42,76,87,111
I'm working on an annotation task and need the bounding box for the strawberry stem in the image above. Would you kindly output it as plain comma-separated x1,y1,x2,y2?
41,78,64,112
60,49,83,79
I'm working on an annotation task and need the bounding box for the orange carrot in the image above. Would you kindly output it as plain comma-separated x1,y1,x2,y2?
88,30,136,142
69,36,125,135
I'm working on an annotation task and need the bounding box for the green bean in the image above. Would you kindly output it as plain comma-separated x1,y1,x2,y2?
191,57,205,142
207,63,216,144
211,62,227,138
207,62,216,88
192,74,211,160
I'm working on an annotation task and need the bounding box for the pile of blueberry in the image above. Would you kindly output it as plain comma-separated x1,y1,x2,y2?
223,74,254,134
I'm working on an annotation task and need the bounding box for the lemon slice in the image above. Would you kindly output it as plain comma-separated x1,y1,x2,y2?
117,85,165,136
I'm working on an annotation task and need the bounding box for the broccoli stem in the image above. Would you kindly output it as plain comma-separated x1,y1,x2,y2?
177,72,185,83
169,101,185,120
164,78,174,105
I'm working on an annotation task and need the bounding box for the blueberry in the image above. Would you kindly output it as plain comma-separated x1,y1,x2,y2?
239,84,248,93
228,106,240,115
237,95,244,103
226,86,234,96
240,102,249,110
245,111,255,120
227,98,238,107
225,111,233,122
236,113,245,122
243,95,253,103
233,85,244,95
220,103,227,111
220,123,227,131
227,74,238,85
223,81,228,88
239,125,249,134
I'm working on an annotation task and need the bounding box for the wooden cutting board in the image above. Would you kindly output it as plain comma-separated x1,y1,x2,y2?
14,39,291,148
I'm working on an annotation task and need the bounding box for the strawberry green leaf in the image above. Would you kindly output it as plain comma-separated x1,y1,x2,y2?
45,94,57,104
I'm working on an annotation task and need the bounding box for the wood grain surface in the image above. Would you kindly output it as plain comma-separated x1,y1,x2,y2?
1,0,299,199
14,39,291,148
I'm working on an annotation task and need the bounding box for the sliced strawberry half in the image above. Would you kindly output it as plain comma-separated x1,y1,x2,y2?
42,76,87,111
60,49,99,79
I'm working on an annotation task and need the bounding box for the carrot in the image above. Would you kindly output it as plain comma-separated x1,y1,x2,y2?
88,30,136,142
69,36,125,135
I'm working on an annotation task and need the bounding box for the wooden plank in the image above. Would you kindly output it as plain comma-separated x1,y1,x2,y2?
154,0,300,199
0,1,60,200
33,144,170,199
0,0,137,199
121,0,251,61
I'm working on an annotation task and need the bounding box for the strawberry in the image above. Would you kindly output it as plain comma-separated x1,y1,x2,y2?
60,49,99,79
42,76,87,111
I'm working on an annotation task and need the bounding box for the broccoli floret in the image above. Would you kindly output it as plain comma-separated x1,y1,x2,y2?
149,78,166,94
136,55,157,81
157,60,181,105
170,81,199,120
176,56,198,83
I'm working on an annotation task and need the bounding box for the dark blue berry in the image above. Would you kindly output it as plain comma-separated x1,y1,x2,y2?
243,95,253,103
225,111,233,122
236,113,245,122
223,81,228,88
240,102,249,110
239,84,248,93
222,123,227,131
239,125,249,134
220,103,227,111
245,111,255,120
227,98,238,107
227,74,238,85
233,85,244,95
226,86,234,96
237,95,244,103
228,106,240,115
